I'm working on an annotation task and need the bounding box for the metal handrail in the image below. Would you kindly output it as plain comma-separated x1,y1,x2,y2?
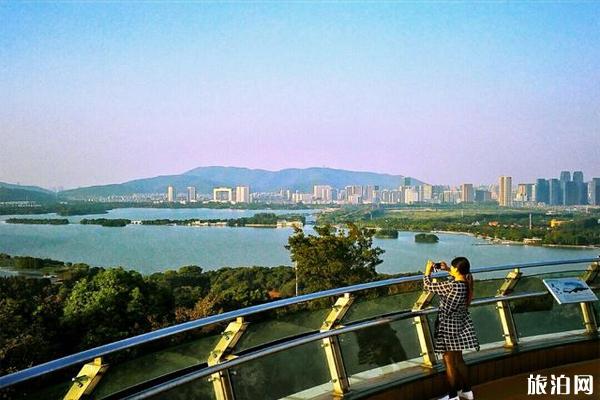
0,256,597,389
121,290,552,400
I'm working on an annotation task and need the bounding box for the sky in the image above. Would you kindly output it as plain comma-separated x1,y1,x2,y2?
1,1,599,189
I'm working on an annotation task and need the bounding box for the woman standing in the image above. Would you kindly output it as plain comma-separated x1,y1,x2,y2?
424,257,480,400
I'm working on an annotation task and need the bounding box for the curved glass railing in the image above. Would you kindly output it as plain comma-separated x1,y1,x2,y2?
0,257,598,400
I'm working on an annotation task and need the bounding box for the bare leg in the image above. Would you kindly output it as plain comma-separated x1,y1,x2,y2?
443,352,461,397
456,352,471,392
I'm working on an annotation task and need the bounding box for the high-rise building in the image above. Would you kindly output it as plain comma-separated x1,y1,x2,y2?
347,194,363,205
405,187,419,204
279,189,292,202
186,186,197,203
460,184,474,203
346,185,363,198
380,189,390,204
578,182,588,205
535,179,549,204
572,171,586,205
515,184,535,202
515,184,527,202
432,185,446,202
381,189,401,204
420,184,433,202
442,190,460,204
559,170,571,205
590,178,600,206
498,176,512,207
292,192,313,204
563,181,579,205
213,187,233,203
391,189,403,204
549,179,562,205
313,185,333,203
362,185,380,203
167,185,176,202
235,186,250,203
474,190,491,203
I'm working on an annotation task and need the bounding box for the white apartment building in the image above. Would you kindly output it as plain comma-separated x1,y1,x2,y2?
213,187,233,203
235,186,251,203
167,185,176,202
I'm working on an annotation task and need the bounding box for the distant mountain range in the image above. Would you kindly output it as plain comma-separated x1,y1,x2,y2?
59,167,423,199
0,182,56,203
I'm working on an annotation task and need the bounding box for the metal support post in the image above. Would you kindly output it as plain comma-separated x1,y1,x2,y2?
320,293,353,396
581,262,599,284
580,262,599,335
412,290,437,367
207,317,248,400
579,302,598,335
63,357,108,400
495,268,522,348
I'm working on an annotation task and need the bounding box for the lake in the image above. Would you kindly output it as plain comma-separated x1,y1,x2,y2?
0,208,597,275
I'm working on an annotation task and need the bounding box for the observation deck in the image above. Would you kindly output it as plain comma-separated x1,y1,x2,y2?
1,257,599,400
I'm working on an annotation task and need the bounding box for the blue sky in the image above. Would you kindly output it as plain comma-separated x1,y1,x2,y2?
1,1,599,188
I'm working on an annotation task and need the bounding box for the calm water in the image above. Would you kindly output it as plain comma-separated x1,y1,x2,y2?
0,208,597,275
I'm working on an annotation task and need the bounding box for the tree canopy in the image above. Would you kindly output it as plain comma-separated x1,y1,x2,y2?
286,224,384,293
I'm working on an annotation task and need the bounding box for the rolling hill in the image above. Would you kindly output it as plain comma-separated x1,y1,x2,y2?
0,182,57,203
60,167,423,199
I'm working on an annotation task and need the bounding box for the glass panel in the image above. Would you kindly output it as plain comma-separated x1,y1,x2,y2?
511,294,584,338
342,281,422,323
472,278,504,298
424,303,502,359
93,332,221,398
144,375,215,400
590,269,600,285
340,318,421,378
592,290,600,325
230,341,331,400
3,367,79,400
469,304,504,346
236,305,330,351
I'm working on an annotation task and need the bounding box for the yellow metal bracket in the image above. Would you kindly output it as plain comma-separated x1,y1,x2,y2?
580,262,599,335
413,289,436,311
497,268,522,296
207,317,248,400
320,293,353,396
581,262,599,284
63,357,108,400
495,268,522,348
412,287,438,367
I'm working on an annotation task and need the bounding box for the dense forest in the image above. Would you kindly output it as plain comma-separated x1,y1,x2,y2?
0,225,388,380
5,218,69,225
80,218,131,227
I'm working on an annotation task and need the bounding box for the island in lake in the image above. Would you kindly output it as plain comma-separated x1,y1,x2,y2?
415,233,439,243
374,228,399,239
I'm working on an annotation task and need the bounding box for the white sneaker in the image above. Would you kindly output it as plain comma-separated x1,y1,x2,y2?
438,396,460,400
458,390,474,399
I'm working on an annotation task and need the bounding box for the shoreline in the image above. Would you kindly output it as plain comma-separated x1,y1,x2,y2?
432,230,599,250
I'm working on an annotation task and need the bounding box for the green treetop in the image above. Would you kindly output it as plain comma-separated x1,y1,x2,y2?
286,224,384,294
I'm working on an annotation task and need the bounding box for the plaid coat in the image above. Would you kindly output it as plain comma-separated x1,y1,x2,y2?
423,275,480,353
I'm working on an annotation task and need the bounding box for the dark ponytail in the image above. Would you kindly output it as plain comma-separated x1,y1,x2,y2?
451,257,473,306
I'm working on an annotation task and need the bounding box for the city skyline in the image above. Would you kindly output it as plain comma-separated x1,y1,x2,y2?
1,2,599,188
71,168,598,207
2,165,599,193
